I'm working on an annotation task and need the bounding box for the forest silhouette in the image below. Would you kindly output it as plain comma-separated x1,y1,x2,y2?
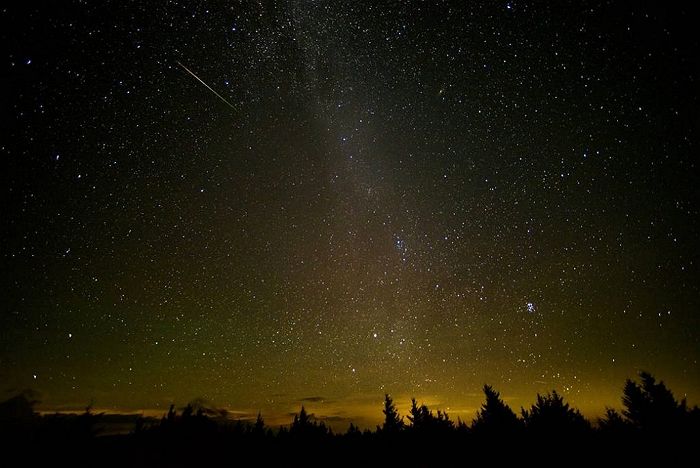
1,371,698,466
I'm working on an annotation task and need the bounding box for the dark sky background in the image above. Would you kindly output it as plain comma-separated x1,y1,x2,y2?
2,1,698,428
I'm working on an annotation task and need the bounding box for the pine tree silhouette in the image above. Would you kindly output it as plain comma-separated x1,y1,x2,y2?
1,370,698,464
292,405,310,429
598,407,630,435
290,405,330,439
622,371,686,432
253,412,265,436
182,403,194,419
522,390,590,436
347,422,362,437
380,394,404,434
407,398,427,431
407,398,453,434
472,384,521,436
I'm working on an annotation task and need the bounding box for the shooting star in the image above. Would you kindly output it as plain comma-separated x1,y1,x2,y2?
176,60,236,110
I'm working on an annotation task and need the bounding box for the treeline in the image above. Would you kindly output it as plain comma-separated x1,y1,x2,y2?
1,371,698,466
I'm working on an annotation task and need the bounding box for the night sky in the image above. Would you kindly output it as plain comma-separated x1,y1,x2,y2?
2,1,698,428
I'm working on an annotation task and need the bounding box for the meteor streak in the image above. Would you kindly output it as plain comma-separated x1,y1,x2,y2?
176,60,236,110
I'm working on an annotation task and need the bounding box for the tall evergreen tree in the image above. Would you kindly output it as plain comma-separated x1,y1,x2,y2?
622,371,685,431
522,390,590,435
381,394,404,433
292,405,311,430
598,408,629,434
253,412,265,435
472,384,521,435
406,398,454,434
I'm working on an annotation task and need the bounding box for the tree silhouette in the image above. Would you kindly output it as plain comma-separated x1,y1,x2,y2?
622,371,686,432
0,391,38,423
1,371,698,465
346,422,362,439
292,405,311,430
162,403,176,427
182,403,194,419
290,405,330,439
407,398,428,431
0,391,39,445
598,407,630,434
253,411,265,436
472,384,521,436
522,390,590,436
407,398,454,435
380,394,404,434
455,418,469,434
74,404,103,439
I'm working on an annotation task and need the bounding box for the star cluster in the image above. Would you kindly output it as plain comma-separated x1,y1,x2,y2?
2,1,698,425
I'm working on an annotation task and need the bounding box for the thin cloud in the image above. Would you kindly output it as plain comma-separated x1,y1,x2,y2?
298,396,326,403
